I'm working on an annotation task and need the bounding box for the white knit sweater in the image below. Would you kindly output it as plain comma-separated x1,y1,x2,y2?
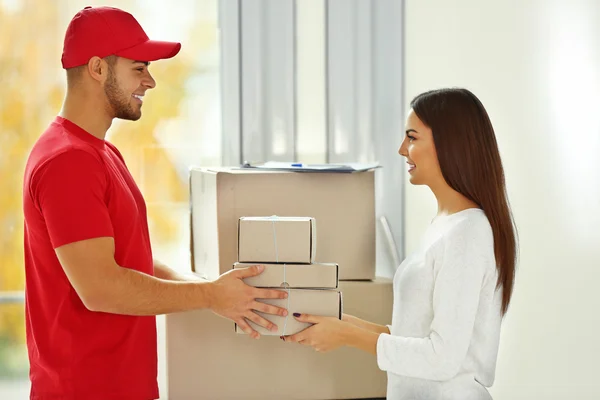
377,209,504,400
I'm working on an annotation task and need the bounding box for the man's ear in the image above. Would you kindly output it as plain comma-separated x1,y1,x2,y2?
87,56,109,82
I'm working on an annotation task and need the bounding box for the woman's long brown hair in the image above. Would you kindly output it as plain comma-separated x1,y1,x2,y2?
411,88,517,315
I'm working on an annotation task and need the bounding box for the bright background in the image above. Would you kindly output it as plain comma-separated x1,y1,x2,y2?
1,1,600,399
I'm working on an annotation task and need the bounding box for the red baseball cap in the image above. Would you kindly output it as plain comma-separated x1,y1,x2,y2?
61,6,181,69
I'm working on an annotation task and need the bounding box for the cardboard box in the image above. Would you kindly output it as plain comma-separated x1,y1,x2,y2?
234,262,339,289
166,278,393,399
234,289,341,336
190,167,376,280
238,216,316,264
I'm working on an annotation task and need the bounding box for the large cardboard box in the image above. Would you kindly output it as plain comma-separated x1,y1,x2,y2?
234,262,339,289
166,278,393,400
238,216,316,264
234,289,342,336
190,167,375,280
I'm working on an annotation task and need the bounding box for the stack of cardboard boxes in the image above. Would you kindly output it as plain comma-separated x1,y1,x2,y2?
233,216,341,336
166,167,393,399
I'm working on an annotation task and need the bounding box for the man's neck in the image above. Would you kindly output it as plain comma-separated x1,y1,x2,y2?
60,93,112,140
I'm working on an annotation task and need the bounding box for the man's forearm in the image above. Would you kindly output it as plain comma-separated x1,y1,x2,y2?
89,264,213,316
153,259,206,282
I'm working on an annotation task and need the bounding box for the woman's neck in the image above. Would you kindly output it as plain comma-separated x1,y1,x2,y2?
430,181,480,216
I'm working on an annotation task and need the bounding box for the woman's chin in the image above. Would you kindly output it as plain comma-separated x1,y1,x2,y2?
408,173,421,185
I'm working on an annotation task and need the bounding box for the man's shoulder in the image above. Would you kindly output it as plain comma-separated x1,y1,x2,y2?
27,121,103,172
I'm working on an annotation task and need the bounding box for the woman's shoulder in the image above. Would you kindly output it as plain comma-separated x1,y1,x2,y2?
427,209,495,257
446,209,493,240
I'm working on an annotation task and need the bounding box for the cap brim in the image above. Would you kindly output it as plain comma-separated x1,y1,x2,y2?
116,40,181,62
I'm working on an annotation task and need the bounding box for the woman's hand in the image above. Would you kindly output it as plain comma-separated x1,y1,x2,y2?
342,313,361,326
282,313,354,352
283,312,382,355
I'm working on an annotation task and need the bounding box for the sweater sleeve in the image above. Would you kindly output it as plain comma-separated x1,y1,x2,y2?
376,220,493,381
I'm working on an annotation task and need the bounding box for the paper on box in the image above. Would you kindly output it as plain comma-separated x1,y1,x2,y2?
238,216,315,264
234,289,342,336
234,262,338,289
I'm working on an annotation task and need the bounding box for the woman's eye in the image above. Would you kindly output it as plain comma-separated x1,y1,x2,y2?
407,135,415,141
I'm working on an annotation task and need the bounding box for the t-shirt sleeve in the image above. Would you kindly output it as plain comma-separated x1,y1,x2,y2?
376,219,493,381
33,149,114,249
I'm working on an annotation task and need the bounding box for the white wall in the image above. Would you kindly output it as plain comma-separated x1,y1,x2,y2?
404,1,600,399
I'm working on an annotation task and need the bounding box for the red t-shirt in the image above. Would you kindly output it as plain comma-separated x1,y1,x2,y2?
22,116,158,400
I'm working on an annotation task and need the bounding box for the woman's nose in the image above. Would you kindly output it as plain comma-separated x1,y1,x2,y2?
398,138,407,156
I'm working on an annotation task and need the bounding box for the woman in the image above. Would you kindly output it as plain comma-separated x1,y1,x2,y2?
283,88,517,399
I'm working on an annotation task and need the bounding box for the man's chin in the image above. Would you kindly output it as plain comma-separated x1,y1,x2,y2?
116,112,142,121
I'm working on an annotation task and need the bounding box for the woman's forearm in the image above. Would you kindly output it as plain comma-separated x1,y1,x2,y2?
343,324,381,355
343,314,390,334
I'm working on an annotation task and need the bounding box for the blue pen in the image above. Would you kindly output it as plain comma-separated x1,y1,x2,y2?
291,163,303,167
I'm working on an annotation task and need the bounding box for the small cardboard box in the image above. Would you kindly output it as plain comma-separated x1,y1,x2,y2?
234,262,338,289
238,216,316,264
235,289,342,336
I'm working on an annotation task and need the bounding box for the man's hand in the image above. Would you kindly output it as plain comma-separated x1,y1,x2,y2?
208,265,288,339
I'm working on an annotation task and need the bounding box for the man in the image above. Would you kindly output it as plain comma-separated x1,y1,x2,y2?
22,6,286,400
